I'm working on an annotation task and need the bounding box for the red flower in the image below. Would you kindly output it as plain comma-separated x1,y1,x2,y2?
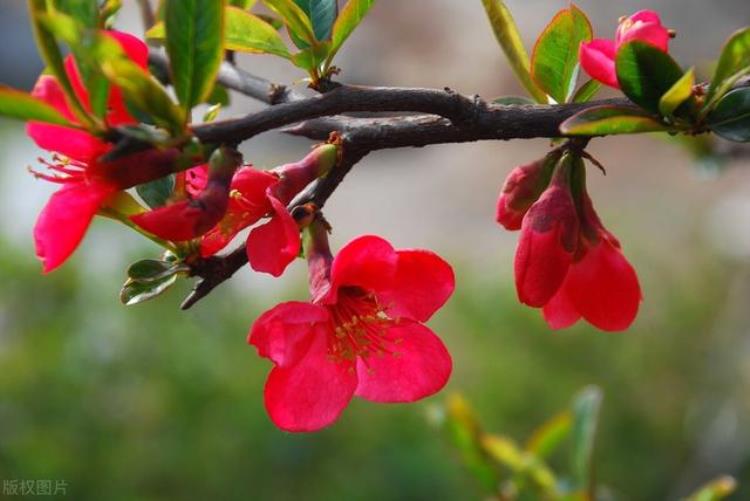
249,231,454,432
27,31,148,272
580,10,670,88
510,153,641,331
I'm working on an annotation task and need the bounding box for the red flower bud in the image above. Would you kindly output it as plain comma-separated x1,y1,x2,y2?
496,150,561,230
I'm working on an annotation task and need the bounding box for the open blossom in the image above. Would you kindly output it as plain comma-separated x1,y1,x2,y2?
28,31,148,273
580,10,670,88
504,152,641,331
249,225,454,432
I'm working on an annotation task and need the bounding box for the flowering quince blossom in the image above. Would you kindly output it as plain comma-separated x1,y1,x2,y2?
27,31,148,273
248,223,455,432
131,144,338,277
500,153,641,331
580,10,671,88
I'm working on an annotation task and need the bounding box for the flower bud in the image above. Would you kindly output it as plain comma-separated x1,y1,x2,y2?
272,144,339,203
496,150,561,230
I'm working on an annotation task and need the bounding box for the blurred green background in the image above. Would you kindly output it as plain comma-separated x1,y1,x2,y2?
2,1,750,500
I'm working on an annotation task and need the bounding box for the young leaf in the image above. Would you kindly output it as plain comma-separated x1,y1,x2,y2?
294,0,337,41
120,273,178,306
570,386,603,493
658,67,695,118
560,105,667,136
706,87,750,142
615,40,684,114
127,259,182,282
686,476,737,501
707,27,750,104
262,0,316,48
97,37,185,132
530,5,592,104
52,0,98,29
326,0,375,64
136,175,176,209
27,0,93,127
481,0,547,103
525,411,572,459
571,79,601,103
0,85,71,126
225,6,291,59
165,0,226,113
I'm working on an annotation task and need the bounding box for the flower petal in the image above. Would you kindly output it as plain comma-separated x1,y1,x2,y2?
246,195,300,277
565,239,642,331
130,200,205,241
327,235,398,302
376,249,455,322
542,282,581,330
263,329,357,432
34,181,115,273
249,301,329,368
579,39,619,89
355,321,452,403
26,76,107,162
514,185,578,307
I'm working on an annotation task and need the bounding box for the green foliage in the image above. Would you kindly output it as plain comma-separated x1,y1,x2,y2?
706,87,750,142
659,67,695,119
224,6,292,59
530,5,592,104
706,27,750,105
165,0,226,115
0,85,70,126
120,273,179,306
294,0,337,41
560,105,667,136
571,79,601,104
262,0,316,48
615,41,684,115
686,476,738,501
136,176,176,209
569,386,602,494
481,0,547,103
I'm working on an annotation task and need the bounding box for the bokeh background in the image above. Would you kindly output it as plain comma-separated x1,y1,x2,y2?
2,1,750,499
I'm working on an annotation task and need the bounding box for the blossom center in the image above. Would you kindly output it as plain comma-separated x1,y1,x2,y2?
29,155,87,184
326,287,400,365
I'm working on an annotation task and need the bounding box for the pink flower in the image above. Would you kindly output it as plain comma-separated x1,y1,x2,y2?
249,230,454,432
580,10,670,88
27,31,148,273
508,153,642,331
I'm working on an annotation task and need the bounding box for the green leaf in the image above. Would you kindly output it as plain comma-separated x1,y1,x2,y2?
707,27,750,104
530,5,592,104
570,386,603,493
165,0,226,113
560,105,667,135
294,0,337,41
206,84,229,106
0,85,71,125
327,0,375,64
229,0,257,8
659,67,695,118
493,96,536,105
225,6,291,59
706,87,750,142
615,40,684,114
127,259,182,282
686,476,737,501
571,79,601,103
291,42,330,72
136,175,176,208
52,0,98,29
96,36,185,132
120,274,178,306
27,0,93,127
525,411,572,459
262,0,316,48
481,0,547,103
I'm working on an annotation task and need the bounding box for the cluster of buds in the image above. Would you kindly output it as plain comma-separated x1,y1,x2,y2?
498,148,641,331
